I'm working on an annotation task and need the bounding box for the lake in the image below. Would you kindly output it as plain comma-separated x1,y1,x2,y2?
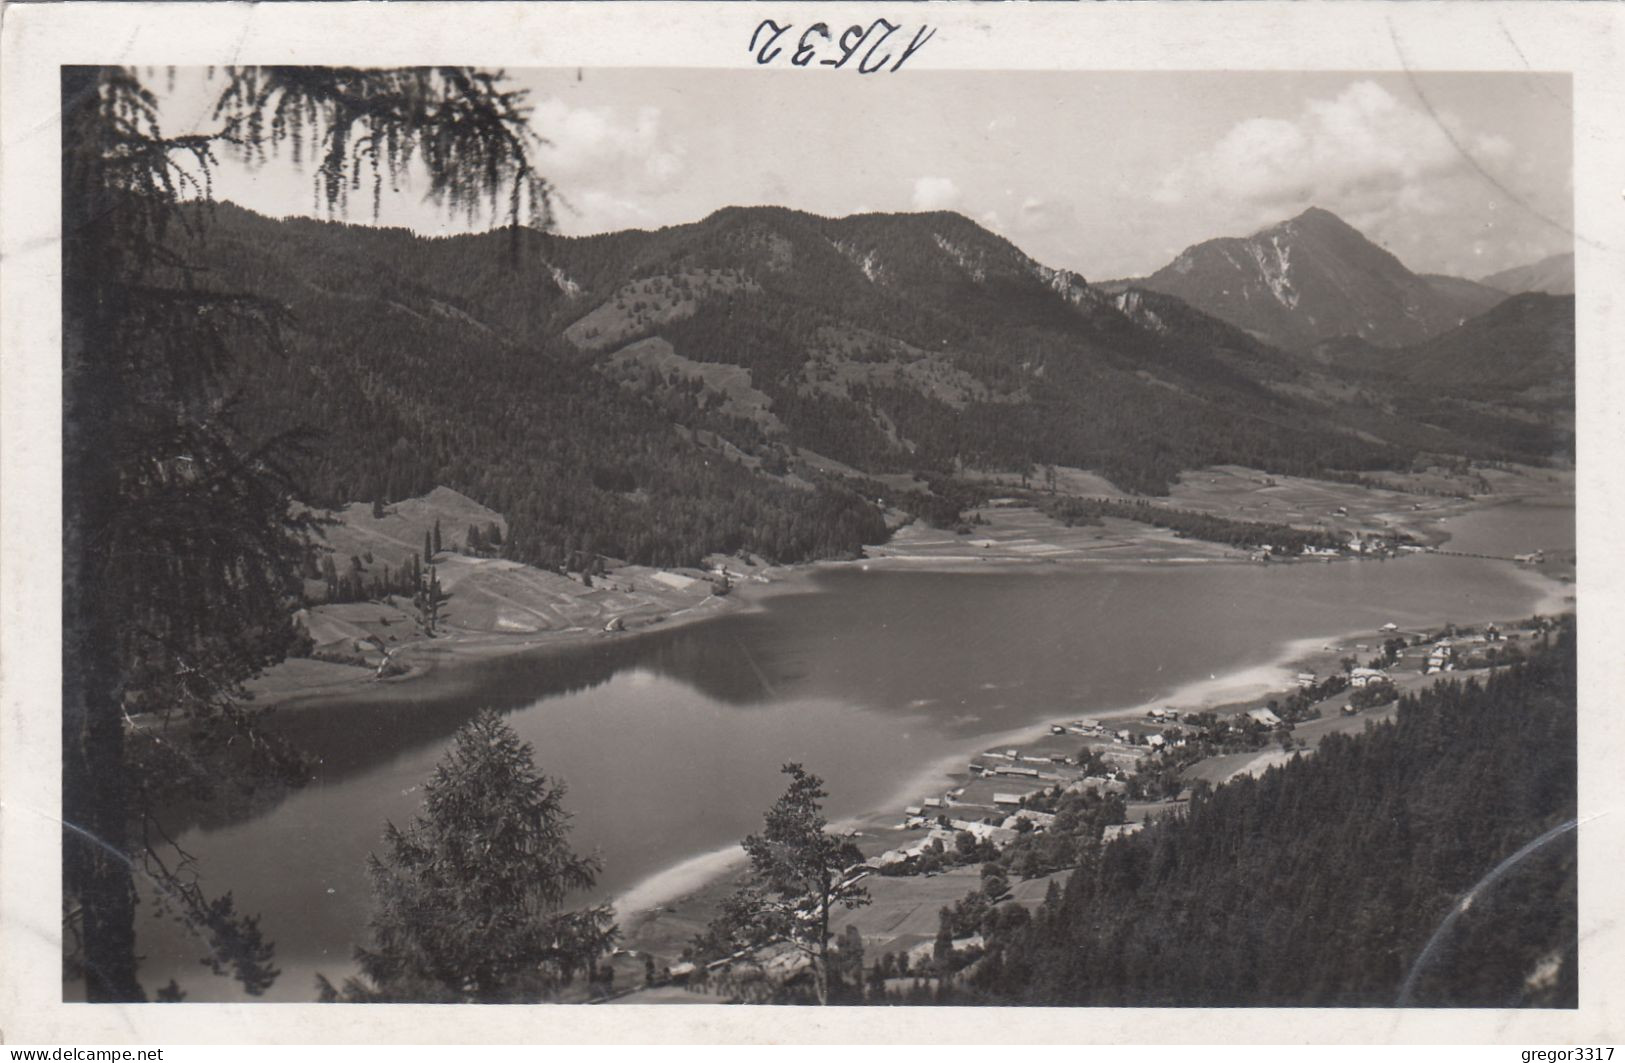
130,500,1573,1001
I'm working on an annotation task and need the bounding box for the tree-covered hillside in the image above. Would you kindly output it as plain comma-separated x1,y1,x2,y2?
183,205,889,568
1317,293,1575,464
945,622,1577,1007
182,202,1565,568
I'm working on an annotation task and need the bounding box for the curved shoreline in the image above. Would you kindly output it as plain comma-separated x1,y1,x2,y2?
604,630,1343,923
242,470,1575,721
608,558,1574,946
236,570,816,720
226,491,1575,966
241,549,1254,722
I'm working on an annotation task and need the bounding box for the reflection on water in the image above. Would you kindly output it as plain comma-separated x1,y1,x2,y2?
136,503,1573,1001
1439,498,1575,558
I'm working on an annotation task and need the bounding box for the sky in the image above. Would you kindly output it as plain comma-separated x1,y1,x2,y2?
157,68,1574,281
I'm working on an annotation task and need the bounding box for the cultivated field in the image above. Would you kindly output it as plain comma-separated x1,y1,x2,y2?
869,504,1240,564
251,486,733,707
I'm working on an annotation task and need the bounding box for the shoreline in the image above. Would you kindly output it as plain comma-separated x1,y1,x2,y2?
239,465,1573,720
237,549,1264,723
1516,562,1575,616
238,546,1411,721
605,629,1339,927
232,565,824,721
610,559,1574,961
215,482,1575,968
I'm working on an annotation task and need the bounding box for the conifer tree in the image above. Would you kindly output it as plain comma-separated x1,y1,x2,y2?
319,711,617,1002
321,555,340,601
415,565,447,636
62,64,554,1001
701,764,870,1004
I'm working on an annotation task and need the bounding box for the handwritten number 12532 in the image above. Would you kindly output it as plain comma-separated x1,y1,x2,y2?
750,19,936,73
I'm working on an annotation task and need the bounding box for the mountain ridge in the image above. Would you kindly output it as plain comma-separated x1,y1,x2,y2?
1310,292,1574,463
1479,252,1574,295
182,200,1568,567
1120,207,1503,351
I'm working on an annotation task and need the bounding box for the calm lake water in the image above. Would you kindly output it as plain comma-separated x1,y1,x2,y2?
133,501,1573,1001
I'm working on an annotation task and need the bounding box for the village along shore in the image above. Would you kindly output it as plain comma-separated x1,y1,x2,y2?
194,465,1573,999
599,474,1576,988
107,458,1577,1005
606,578,1574,995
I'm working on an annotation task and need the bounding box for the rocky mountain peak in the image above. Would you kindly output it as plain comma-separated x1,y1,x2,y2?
1135,208,1495,351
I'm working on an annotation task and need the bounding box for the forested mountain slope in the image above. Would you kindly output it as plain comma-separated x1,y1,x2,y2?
1420,273,1508,317
184,202,1565,567
1314,294,1575,463
1369,293,1575,399
1480,252,1575,296
948,624,1577,1007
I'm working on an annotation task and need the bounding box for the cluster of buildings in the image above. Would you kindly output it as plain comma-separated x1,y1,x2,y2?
1349,667,1390,688
862,720,1157,872
1424,644,1457,675
859,613,1543,881
1246,528,1424,564
1420,625,1519,674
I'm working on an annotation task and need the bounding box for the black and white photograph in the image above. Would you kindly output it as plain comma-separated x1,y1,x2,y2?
3,0,1621,1048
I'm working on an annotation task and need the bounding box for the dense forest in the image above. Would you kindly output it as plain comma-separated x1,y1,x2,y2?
918,622,1576,1007
165,202,1564,571
1035,494,1353,554
1320,293,1576,465
183,206,888,568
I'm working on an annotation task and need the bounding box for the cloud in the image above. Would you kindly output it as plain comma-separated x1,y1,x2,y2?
568,190,660,233
967,194,1084,271
912,175,961,211
531,97,686,231
1152,80,1524,259
1013,195,1078,236
758,171,791,204
1157,81,1503,209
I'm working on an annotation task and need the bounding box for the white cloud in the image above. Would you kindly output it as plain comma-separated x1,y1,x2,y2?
964,194,1083,271
531,97,686,232
1153,80,1526,261
1014,195,1077,236
758,171,790,204
912,175,961,211
569,190,660,233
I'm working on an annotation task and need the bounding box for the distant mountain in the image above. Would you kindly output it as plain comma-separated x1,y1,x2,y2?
1342,293,1574,461
1127,207,1495,351
177,202,1564,568
1370,292,1574,401
1420,273,1508,317
1479,253,1574,295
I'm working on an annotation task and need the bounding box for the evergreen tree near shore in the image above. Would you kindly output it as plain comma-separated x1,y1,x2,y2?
320,712,617,1003
698,764,870,1005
